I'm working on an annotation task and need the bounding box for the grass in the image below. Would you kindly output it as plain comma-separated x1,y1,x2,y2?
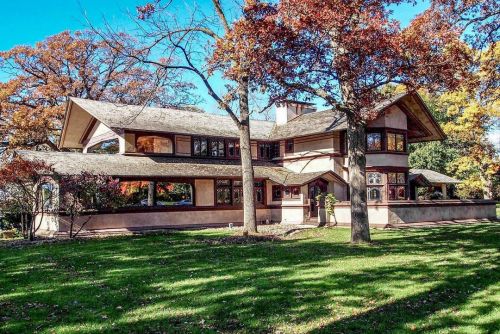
0,223,499,334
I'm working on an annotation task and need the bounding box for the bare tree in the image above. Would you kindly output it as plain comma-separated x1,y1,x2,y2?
92,0,275,233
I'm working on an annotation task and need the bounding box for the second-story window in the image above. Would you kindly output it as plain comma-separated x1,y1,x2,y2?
258,142,280,160
387,133,405,152
193,137,208,156
211,139,225,157
227,140,240,158
285,139,294,153
366,133,382,151
137,135,173,154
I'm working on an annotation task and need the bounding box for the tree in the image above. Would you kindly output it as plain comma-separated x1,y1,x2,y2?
229,0,470,242
410,87,499,199
0,157,54,241
98,0,275,233
58,172,125,238
0,30,197,150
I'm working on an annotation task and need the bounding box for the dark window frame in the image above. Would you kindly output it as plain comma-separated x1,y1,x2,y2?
285,139,294,153
135,133,175,155
258,141,280,160
388,172,407,200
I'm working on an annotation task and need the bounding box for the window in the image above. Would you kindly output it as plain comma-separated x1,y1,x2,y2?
368,187,382,201
255,181,264,204
285,139,294,153
367,172,383,201
193,137,208,156
227,140,240,158
340,131,347,155
87,139,119,154
258,142,280,160
137,136,173,154
272,185,282,201
216,179,232,205
387,133,405,152
211,139,225,157
41,183,55,210
120,181,193,207
120,181,150,206
367,133,382,151
272,185,301,201
156,182,192,206
232,180,243,205
367,172,382,185
388,172,407,200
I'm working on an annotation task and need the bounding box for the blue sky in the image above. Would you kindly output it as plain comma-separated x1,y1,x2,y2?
0,0,497,148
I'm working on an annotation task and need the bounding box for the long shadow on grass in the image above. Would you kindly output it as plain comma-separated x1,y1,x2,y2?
0,223,498,333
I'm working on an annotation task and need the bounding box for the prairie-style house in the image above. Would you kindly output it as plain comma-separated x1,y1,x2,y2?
19,92,496,233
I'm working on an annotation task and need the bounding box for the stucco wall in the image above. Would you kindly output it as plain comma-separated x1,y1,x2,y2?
284,156,335,173
57,208,275,231
83,122,121,153
388,201,497,224
366,154,408,168
368,105,407,130
332,204,389,227
195,179,214,206
36,213,59,232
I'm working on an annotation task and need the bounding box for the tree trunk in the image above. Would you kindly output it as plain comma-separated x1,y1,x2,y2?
347,113,371,243
28,215,35,241
148,181,157,206
238,77,257,233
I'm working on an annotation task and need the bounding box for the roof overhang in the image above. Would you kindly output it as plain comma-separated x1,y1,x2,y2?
59,98,97,149
396,93,446,143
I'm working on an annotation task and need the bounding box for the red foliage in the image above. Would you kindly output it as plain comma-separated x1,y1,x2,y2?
213,0,472,120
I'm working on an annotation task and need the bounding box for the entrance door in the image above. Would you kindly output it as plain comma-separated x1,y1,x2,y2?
309,179,328,218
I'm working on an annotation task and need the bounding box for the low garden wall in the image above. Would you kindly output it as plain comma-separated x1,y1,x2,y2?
331,200,497,227
38,208,282,232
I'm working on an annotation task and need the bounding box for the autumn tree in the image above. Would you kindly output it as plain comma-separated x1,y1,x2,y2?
59,172,125,238
0,157,54,241
232,0,470,242
97,0,275,233
0,30,197,150
410,87,499,199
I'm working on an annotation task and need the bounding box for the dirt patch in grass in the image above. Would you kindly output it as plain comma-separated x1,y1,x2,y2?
199,234,282,245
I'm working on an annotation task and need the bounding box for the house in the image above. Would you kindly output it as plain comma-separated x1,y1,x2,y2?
19,92,496,233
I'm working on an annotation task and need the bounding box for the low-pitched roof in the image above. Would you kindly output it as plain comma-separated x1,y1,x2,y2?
409,169,461,184
16,150,342,186
68,97,275,140
61,92,445,148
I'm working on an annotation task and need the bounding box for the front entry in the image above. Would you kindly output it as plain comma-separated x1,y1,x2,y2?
308,179,328,218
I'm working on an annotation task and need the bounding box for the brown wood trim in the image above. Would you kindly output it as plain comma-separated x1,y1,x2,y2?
278,152,343,162
412,93,447,140
79,118,97,145
396,101,434,139
365,166,410,172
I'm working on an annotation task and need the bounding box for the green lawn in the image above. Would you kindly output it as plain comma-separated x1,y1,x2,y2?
1,224,499,334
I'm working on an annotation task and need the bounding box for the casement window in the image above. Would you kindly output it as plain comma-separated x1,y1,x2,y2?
272,185,300,200
366,133,382,151
216,179,266,206
388,172,407,200
41,183,55,210
216,179,232,205
137,135,173,154
367,172,383,201
211,139,225,157
285,139,294,153
120,181,193,207
258,142,280,160
194,137,225,157
340,131,347,155
232,180,243,205
387,133,405,152
254,181,265,204
227,140,240,158
193,137,208,156
87,138,120,154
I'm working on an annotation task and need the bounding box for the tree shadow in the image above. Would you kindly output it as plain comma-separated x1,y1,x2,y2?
0,223,498,333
